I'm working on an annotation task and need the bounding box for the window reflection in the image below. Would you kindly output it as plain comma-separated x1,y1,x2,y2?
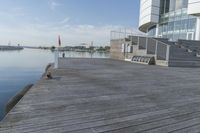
147,26,156,36
169,0,188,11
157,0,196,41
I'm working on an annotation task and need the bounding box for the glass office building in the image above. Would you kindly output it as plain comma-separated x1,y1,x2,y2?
139,0,200,41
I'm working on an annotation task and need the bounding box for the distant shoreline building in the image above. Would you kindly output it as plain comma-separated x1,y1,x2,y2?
139,0,200,41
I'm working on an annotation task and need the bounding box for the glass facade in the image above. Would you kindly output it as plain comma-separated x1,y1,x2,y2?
147,0,197,41
147,26,156,37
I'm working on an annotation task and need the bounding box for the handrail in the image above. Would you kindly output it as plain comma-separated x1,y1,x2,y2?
110,30,154,40
110,33,171,61
110,31,171,48
135,35,171,61
148,37,170,47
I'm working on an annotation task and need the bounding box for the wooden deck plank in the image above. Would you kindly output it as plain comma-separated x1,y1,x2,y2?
1,58,200,133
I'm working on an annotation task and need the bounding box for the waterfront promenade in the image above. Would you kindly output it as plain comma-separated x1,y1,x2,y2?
1,58,200,132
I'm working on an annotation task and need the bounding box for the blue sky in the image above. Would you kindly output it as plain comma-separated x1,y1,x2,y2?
0,0,140,46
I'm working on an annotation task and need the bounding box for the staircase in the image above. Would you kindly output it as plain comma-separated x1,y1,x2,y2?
127,36,200,67
167,40,200,67
178,40,200,55
110,33,200,67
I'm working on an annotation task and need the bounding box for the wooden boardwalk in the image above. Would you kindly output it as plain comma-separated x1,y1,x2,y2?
1,58,200,133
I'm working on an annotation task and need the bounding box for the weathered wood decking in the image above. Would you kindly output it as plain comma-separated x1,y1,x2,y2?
1,58,200,133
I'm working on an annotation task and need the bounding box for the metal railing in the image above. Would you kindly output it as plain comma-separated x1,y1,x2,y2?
110,31,171,61
132,36,170,61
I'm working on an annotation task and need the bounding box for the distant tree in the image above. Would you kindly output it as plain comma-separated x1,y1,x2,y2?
89,46,95,51
105,46,110,52
96,46,105,52
51,46,56,51
105,46,110,50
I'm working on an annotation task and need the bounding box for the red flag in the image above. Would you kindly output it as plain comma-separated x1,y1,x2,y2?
58,35,61,46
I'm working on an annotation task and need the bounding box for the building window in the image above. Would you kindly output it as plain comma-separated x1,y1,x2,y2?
179,33,187,39
182,0,188,8
156,0,197,41
169,0,188,11
165,0,170,13
168,22,174,32
160,0,165,14
160,0,170,14
147,26,156,36
176,0,182,10
174,20,181,31
181,19,188,31
170,0,176,11
188,18,196,31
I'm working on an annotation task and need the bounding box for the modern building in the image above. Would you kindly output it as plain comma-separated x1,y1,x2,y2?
110,0,200,67
139,0,200,41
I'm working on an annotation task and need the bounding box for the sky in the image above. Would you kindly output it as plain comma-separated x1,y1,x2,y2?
0,0,140,46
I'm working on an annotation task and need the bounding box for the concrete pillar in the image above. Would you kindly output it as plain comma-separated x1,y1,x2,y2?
145,37,148,49
155,24,159,37
195,17,200,40
137,36,140,50
145,37,148,54
155,41,158,60
166,45,170,61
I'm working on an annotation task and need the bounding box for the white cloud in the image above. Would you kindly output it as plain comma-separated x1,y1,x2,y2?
59,17,70,24
0,10,141,46
49,0,62,10
0,22,140,46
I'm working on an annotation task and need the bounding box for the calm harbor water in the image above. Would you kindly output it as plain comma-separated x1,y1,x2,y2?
0,49,109,120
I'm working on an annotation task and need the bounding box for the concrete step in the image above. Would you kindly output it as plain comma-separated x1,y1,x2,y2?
171,51,196,55
170,50,197,57
171,45,199,54
170,53,196,58
139,46,146,50
177,41,200,54
170,57,200,61
170,48,188,53
168,60,200,67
